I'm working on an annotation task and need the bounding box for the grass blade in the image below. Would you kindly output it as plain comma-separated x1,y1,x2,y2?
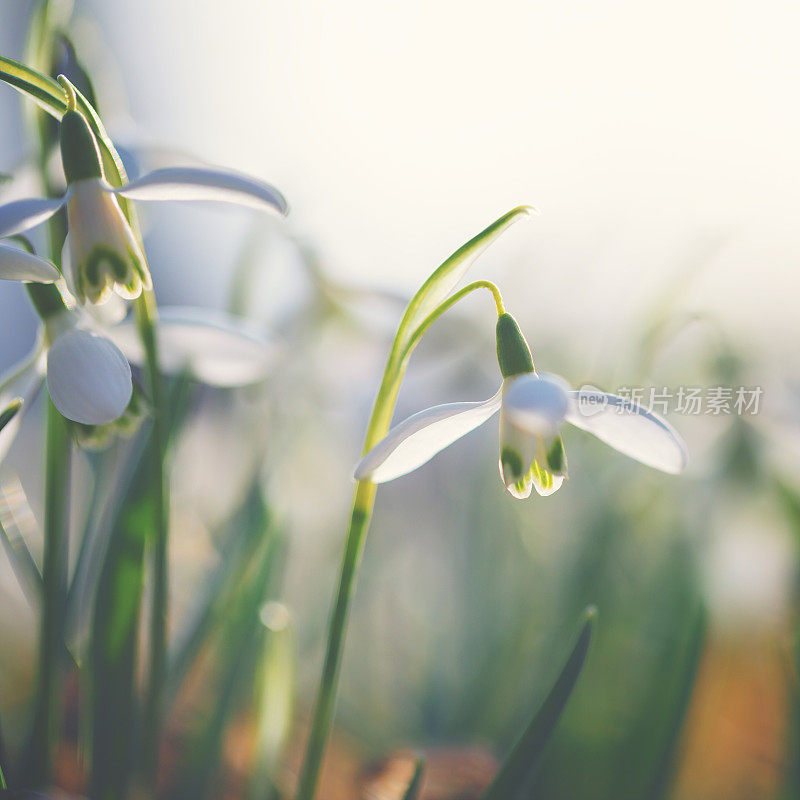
401,757,426,800
394,206,533,356
165,481,269,705
0,480,44,610
481,606,597,800
247,602,295,800
0,53,65,117
172,525,279,800
0,399,22,433
88,428,154,800
645,603,706,800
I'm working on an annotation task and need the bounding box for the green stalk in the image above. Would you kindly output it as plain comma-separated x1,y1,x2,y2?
294,281,504,800
136,289,169,784
26,398,71,785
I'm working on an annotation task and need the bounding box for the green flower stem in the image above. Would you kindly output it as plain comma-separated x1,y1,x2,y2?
135,289,169,783
399,280,504,363
27,398,71,785
294,279,504,800
21,36,71,777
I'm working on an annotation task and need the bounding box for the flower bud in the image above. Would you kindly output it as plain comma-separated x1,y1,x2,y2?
60,110,103,184
495,312,534,378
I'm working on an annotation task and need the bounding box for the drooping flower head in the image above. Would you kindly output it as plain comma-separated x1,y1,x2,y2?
0,76,288,307
356,311,687,498
59,106,150,303
0,280,275,462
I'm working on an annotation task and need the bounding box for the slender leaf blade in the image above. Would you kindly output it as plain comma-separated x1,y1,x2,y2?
646,603,706,800
401,757,426,800
88,430,154,800
0,399,22,433
481,606,597,800
247,603,295,800
0,54,66,117
394,205,533,357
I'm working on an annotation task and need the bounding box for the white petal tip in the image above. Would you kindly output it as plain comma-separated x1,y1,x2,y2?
0,245,60,283
112,167,289,216
566,389,689,475
356,389,503,484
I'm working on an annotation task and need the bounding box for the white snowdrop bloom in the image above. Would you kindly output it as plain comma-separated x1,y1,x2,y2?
103,307,275,388
0,108,287,305
355,313,687,499
0,286,273,459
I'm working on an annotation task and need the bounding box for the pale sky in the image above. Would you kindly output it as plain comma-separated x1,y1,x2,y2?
3,0,800,364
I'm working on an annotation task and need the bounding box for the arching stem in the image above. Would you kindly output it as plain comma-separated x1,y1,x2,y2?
294,279,504,800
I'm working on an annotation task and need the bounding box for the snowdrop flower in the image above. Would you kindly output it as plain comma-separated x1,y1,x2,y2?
355,313,688,498
0,284,272,461
0,88,287,305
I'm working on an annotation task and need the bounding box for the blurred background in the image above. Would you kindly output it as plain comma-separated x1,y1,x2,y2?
1,1,799,799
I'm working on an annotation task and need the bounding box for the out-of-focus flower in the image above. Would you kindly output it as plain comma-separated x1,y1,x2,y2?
356,314,687,498
0,103,287,304
0,290,273,460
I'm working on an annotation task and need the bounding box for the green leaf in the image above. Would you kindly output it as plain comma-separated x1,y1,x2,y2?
0,481,79,673
0,398,22,434
645,603,706,800
165,480,271,705
247,603,295,800
0,507,42,610
173,525,279,800
0,53,66,117
481,606,597,800
401,757,426,800
88,430,154,800
0,55,130,192
392,206,533,362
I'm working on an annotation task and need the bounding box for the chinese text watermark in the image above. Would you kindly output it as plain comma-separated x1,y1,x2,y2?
576,385,762,417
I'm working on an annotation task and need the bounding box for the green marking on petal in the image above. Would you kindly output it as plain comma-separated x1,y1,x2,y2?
80,245,137,301
501,445,524,481
86,245,128,282
546,435,567,476
84,254,102,287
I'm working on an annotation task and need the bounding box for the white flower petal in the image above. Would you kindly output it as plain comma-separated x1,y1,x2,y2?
498,412,536,497
108,307,273,387
83,291,129,326
60,232,78,298
502,372,570,435
530,464,565,497
0,196,65,238
110,167,288,216
0,245,59,283
65,180,149,304
46,329,132,425
355,388,503,483
565,390,688,474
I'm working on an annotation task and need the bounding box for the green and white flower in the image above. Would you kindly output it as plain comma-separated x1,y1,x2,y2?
0,291,273,460
355,313,688,498
0,104,287,304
